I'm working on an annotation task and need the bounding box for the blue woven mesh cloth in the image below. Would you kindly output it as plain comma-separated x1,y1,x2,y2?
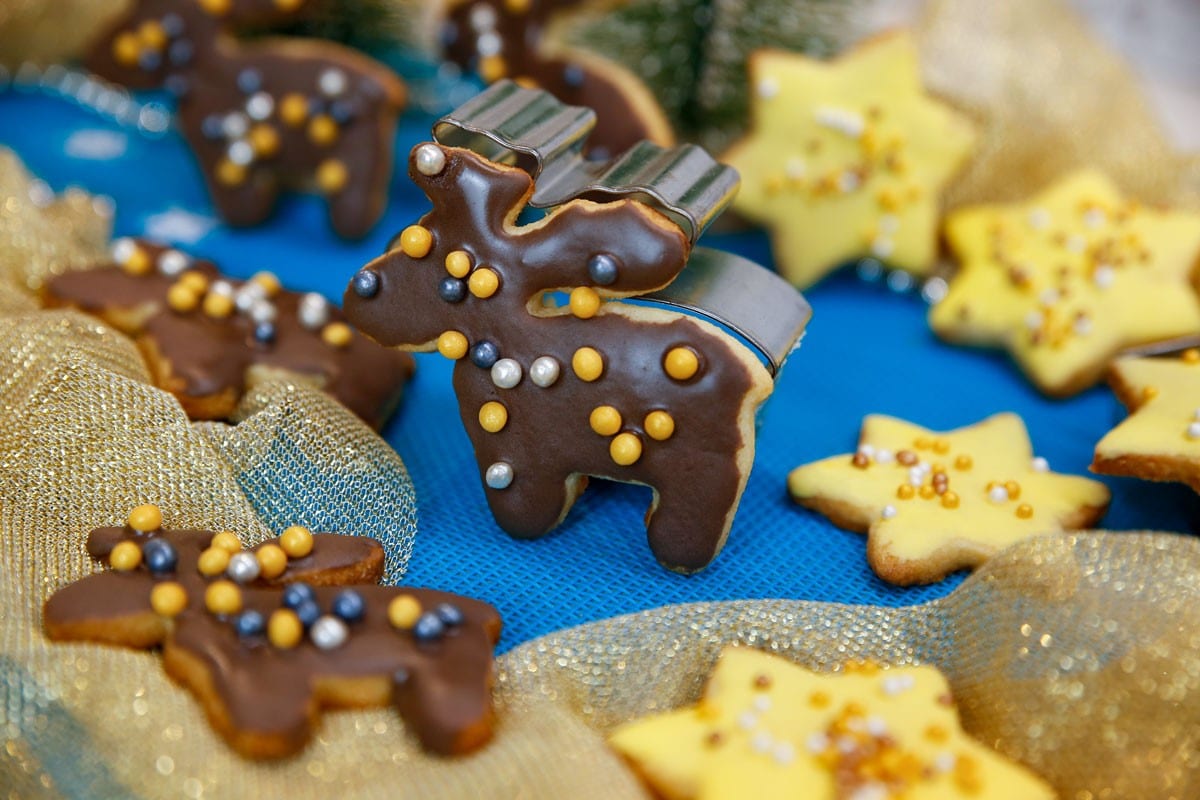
2,94,1194,652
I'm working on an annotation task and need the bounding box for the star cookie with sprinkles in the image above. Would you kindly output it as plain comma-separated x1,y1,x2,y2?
608,647,1054,800
42,237,414,428
1092,351,1200,492
929,169,1200,396
721,32,976,288
787,413,1109,585
44,506,502,758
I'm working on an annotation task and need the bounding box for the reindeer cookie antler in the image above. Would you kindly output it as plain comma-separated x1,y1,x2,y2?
44,506,501,758
86,0,405,238
344,83,810,573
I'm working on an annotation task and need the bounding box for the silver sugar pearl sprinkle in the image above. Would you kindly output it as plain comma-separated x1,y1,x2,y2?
414,143,446,176
245,92,274,121
209,280,234,298
227,140,254,166
226,551,260,584
158,249,190,276
318,68,347,97
221,112,248,139
485,462,514,490
529,356,560,388
491,358,522,389
234,283,266,313
111,237,136,264
298,292,330,330
249,300,277,324
310,616,349,650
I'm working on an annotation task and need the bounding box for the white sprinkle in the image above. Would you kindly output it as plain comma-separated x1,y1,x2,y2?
838,171,861,193
490,358,523,389
1187,422,1200,440
298,292,330,330
772,741,796,765
907,469,923,487
756,77,779,99
878,214,900,234
477,31,502,58
158,249,190,276
227,140,254,166
750,731,772,754
805,732,829,754
1072,315,1093,336
886,270,913,293
921,276,949,305
814,105,865,137
208,279,234,298
1082,208,1106,228
310,616,349,650
881,673,916,696
785,157,806,179
836,735,859,754
881,504,898,520
988,485,1010,503
485,462,513,489
1031,456,1050,472
874,449,894,464
865,715,889,737
234,282,266,313
1065,234,1087,254
933,751,958,773
1024,310,1044,331
414,143,447,176
753,695,771,712
529,356,560,388
469,2,497,31
226,551,260,584
1038,288,1060,306
1093,265,1115,289
245,91,274,121
870,237,894,258
1192,408,1200,421
111,237,136,265
737,711,757,730
221,112,249,140
249,299,276,324
916,461,932,476
318,68,348,97
1027,207,1051,230
857,443,876,458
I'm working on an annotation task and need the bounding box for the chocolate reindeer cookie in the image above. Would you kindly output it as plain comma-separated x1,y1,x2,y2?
343,88,805,573
43,238,414,428
86,0,406,238
44,506,502,758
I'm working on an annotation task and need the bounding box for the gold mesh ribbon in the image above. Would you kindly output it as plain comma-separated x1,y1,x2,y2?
915,0,1200,209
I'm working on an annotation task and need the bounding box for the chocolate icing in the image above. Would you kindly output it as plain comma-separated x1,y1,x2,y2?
86,0,405,238
345,145,773,573
442,0,665,158
45,527,501,757
44,240,415,429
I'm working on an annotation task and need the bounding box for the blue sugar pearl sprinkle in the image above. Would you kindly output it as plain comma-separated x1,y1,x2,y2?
413,612,446,642
164,75,190,98
234,610,265,638
331,589,365,623
137,51,162,72
201,115,223,140
587,253,619,285
469,340,499,369
295,599,322,629
282,582,316,610
329,100,356,124
563,63,586,88
253,321,276,345
352,269,380,298
161,13,184,37
438,276,466,303
236,68,262,94
167,39,194,67
142,539,178,574
434,603,464,627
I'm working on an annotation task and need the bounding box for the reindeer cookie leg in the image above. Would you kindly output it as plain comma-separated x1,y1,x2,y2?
644,456,744,574
470,440,585,540
324,124,397,239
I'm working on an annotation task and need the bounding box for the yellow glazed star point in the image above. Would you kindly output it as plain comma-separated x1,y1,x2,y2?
722,32,977,288
1093,355,1200,492
787,413,1109,585
609,647,1054,800
930,169,1200,396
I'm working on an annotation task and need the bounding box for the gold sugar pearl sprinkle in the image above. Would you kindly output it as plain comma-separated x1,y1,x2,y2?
1004,480,1021,500
388,595,422,630
307,114,339,146
1016,503,1034,519
896,485,915,500
179,271,208,293
1141,386,1159,402
256,544,288,580
609,432,643,466
444,250,472,278
210,531,242,553
249,124,280,157
569,287,601,319
918,485,936,500
109,541,142,572
279,93,309,127
166,283,200,313
954,454,973,470
197,546,231,577
851,452,870,469
644,410,675,441
914,436,932,450
250,271,281,297
437,330,468,360
1183,349,1200,364
121,246,151,276
663,346,700,381
399,225,433,259
150,582,188,617
138,20,167,49
205,580,242,615
589,406,622,436
279,526,314,559
468,268,500,299
479,55,507,82
127,504,162,533
941,491,960,509
321,322,353,348
112,33,140,66
216,159,246,187
269,609,303,649
572,347,604,382
202,292,234,319
316,159,348,194
478,401,509,433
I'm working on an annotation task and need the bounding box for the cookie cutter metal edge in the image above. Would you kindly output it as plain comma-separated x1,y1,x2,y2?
432,79,738,245
432,80,809,377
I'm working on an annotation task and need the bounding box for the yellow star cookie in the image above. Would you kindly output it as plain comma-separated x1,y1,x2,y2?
721,32,976,288
609,647,1054,800
930,169,1200,396
1093,352,1200,492
787,413,1109,585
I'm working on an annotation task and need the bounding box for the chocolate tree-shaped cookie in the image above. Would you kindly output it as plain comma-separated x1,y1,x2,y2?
343,85,807,573
86,0,406,238
42,237,415,428
44,506,501,758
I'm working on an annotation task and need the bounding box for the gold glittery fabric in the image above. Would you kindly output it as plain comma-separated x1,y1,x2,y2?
915,0,1200,209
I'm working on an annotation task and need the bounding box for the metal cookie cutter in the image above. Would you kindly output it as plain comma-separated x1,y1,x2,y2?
433,80,811,377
